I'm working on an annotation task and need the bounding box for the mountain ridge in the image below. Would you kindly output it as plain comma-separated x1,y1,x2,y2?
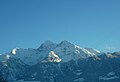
1,40,101,65
0,40,120,82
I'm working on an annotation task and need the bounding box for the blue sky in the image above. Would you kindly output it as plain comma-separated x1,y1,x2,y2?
0,0,120,54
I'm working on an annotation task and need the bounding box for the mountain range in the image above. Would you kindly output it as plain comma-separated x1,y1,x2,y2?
0,40,120,82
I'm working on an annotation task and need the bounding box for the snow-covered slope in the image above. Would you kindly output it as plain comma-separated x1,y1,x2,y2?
47,51,62,62
10,48,44,65
1,40,120,82
0,40,101,65
53,40,101,62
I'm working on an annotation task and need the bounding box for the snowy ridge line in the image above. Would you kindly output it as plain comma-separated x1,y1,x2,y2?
0,40,101,65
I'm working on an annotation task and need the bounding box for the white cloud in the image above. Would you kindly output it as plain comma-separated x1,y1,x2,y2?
105,45,116,50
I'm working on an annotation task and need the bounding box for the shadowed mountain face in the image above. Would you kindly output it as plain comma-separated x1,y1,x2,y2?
0,71,6,82
0,41,120,82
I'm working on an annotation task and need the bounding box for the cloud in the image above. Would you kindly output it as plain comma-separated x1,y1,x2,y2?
105,45,116,50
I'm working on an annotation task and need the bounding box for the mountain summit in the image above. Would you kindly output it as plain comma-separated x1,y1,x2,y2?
0,40,120,82
1,40,101,65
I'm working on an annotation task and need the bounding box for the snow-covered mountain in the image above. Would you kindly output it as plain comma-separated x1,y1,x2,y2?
0,40,120,82
2,40,101,65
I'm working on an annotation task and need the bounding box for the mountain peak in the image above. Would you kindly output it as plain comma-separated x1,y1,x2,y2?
43,40,54,45
2,40,102,65
38,40,57,51
58,40,73,47
60,40,71,44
